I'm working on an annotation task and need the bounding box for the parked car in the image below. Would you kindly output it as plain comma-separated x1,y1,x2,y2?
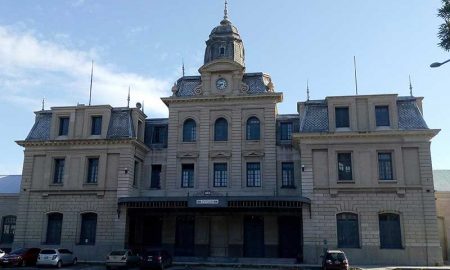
36,248,77,268
106,250,141,269
140,249,172,270
0,247,40,267
0,249,6,259
322,250,349,270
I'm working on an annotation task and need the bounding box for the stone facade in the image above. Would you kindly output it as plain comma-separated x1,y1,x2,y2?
11,8,443,266
434,170,450,263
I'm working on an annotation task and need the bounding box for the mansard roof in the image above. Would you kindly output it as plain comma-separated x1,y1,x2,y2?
299,96,429,133
0,175,21,194
173,73,272,97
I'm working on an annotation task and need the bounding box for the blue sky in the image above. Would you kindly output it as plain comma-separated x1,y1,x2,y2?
0,0,449,174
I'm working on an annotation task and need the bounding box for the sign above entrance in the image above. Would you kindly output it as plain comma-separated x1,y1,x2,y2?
188,196,228,208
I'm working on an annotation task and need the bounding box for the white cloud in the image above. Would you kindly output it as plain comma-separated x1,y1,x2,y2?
0,25,171,117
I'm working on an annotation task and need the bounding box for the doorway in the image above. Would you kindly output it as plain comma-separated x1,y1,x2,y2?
243,215,264,257
175,216,195,256
278,215,302,260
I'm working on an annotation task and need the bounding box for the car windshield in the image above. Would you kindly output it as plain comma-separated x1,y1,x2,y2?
326,252,346,261
40,250,57,254
10,248,27,255
110,251,127,256
145,251,161,256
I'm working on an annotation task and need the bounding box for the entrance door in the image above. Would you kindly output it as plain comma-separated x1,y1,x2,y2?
143,216,162,248
243,215,264,257
210,216,228,257
175,216,195,256
278,216,302,260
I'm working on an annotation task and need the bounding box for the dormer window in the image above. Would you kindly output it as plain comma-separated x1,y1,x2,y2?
58,117,69,136
91,116,102,135
219,46,225,56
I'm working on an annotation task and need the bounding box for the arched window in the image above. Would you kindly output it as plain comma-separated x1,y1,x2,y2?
80,213,97,245
46,213,63,244
336,213,359,248
183,119,196,142
214,118,228,141
246,117,260,140
1,215,16,244
379,213,402,249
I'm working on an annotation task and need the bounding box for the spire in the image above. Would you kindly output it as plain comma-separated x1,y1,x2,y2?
306,80,310,101
42,97,45,111
127,86,131,108
409,75,413,97
224,0,228,20
182,58,185,77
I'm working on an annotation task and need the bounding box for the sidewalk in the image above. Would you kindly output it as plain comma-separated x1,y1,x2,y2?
355,266,450,270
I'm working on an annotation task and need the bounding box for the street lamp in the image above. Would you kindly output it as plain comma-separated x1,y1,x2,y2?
430,59,450,68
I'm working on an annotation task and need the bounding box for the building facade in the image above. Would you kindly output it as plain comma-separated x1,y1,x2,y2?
434,170,450,263
13,10,442,265
0,175,20,252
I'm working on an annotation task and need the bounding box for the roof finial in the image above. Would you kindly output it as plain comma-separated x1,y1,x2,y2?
182,58,185,77
224,0,228,20
127,86,131,108
142,100,145,114
306,80,310,101
42,97,45,111
409,75,413,97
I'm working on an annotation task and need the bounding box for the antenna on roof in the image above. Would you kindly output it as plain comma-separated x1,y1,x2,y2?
306,79,310,101
353,56,358,95
127,86,131,108
89,60,94,106
224,0,229,20
182,58,185,77
409,75,413,97
42,97,45,111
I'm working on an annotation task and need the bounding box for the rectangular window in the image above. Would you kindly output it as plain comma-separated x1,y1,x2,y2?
379,213,402,249
133,161,140,186
1,216,16,244
91,116,102,135
246,162,261,187
378,152,393,180
337,213,360,248
87,158,99,183
335,107,350,128
53,158,65,184
280,122,293,140
46,213,63,245
337,153,352,181
79,213,97,245
152,126,166,144
281,162,295,188
181,164,194,188
375,106,390,127
58,117,69,136
213,163,228,187
151,165,162,189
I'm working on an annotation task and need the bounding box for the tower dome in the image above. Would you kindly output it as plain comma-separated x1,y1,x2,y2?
203,1,245,67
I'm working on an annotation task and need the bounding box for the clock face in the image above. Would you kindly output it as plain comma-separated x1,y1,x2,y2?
216,78,228,90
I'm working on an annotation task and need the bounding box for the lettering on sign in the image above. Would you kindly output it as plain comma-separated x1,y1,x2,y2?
196,199,219,205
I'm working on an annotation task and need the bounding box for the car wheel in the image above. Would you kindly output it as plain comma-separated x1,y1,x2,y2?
73,258,77,265
56,260,62,268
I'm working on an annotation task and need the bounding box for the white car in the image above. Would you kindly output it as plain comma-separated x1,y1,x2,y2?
0,249,5,259
106,250,141,269
36,249,77,268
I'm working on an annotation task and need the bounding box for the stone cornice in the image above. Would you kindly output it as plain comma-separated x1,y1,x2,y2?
16,138,150,151
293,129,440,141
161,92,283,105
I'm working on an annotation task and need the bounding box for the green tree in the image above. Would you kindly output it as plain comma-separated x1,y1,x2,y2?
438,0,450,51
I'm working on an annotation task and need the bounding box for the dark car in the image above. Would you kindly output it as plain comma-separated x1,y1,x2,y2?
0,247,41,267
322,250,349,270
140,249,172,270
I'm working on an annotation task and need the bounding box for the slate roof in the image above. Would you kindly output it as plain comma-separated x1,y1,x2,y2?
434,170,450,192
174,73,271,97
106,108,136,139
299,100,329,133
299,97,429,133
0,175,21,194
26,112,52,140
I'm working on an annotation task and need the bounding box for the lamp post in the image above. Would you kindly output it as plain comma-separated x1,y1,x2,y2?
430,59,450,68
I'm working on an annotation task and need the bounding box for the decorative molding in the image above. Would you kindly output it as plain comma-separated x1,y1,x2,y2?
161,92,283,105
240,82,249,93
242,150,264,157
210,151,231,158
177,151,199,158
16,138,150,151
194,83,203,95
